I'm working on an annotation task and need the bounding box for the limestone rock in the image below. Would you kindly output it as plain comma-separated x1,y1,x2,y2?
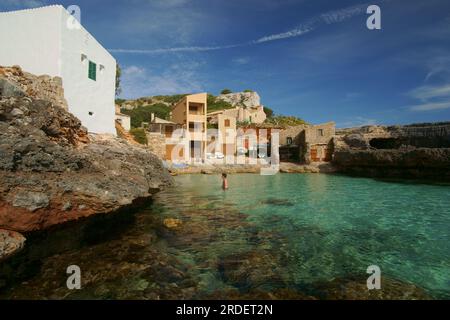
333,123,450,180
217,91,261,108
0,68,173,233
0,229,25,261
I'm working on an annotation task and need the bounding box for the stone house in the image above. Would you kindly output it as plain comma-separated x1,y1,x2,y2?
0,5,116,134
279,122,335,163
157,93,208,162
115,105,131,131
207,105,267,125
207,113,237,156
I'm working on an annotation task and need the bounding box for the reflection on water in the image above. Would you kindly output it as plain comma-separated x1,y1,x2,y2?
1,174,449,299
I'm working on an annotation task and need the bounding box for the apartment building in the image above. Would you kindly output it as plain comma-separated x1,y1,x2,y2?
170,93,208,161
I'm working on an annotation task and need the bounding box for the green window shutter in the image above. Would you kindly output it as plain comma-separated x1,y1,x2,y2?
88,61,97,81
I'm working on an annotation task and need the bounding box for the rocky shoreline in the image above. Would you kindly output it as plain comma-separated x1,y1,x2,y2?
168,162,337,175
0,67,173,261
333,123,450,181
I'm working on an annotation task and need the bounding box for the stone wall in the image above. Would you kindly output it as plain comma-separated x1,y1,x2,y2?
147,133,166,159
279,125,307,146
0,66,68,110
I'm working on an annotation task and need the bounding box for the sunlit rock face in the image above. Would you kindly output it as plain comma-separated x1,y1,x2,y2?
216,91,261,108
0,68,172,257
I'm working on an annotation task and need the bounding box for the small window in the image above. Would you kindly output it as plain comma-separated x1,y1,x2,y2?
88,111,94,116
224,119,230,127
318,129,324,137
287,137,293,145
88,61,97,81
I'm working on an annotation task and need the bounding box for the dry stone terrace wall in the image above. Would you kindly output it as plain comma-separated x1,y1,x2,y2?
0,66,68,110
147,133,166,159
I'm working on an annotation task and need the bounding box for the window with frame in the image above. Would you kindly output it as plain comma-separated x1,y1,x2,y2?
224,119,230,127
287,137,293,145
318,129,324,137
88,61,97,81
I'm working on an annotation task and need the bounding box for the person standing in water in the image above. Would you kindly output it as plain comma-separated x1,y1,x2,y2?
222,173,228,190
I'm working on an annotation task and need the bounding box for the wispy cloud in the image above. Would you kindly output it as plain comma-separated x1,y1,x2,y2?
410,102,450,111
109,2,372,54
408,83,450,112
337,116,377,128
120,63,204,99
232,57,250,65
409,84,450,101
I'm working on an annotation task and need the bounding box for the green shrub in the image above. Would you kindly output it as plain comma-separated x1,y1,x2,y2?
220,89,232,95
263,106,274,118
207,94,234,112
115,98,126,105
152,94,187,104
121,103,170,128
264,115,308,127
129,128,148,145
243,89,254,93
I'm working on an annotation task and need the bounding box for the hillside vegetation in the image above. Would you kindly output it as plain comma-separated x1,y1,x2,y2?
118,93,234,128
117,92,307,129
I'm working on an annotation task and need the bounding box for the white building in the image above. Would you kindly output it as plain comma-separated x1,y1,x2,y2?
0,5,116,134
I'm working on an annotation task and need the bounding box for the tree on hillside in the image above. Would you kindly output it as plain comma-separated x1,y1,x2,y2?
220,89,232,95
263,106,274,118
115,63,122,96
129,128,148,145
243,89,254,93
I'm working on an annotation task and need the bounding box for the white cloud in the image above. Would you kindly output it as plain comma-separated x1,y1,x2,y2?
120,63,204,99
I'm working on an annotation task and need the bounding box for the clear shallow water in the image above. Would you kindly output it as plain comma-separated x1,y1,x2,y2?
1,174,449,299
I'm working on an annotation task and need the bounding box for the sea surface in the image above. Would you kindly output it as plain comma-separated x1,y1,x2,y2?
1,174,449,299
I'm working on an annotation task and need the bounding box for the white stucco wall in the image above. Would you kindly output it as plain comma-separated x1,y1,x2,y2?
0,6,62,77
60,7,116,135
0,5,116,135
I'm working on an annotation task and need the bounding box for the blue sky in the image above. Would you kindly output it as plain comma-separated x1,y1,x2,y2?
2,0,450,127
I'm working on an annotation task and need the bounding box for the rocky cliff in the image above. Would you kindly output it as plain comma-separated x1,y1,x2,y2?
333,123,450,180
217,91,261,108
0,67,173,260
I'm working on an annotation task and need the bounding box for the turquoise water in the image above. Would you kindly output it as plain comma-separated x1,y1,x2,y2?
1,173,449,299
154,174,450,298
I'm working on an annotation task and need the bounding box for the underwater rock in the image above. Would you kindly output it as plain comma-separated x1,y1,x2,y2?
262,198,295,206
217,250,285,291
163,218,182,229
310,276,432,300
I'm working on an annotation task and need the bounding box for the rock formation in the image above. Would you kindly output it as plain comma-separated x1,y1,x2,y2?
217,91,261,108
0,67,173,260
333,123,450,180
